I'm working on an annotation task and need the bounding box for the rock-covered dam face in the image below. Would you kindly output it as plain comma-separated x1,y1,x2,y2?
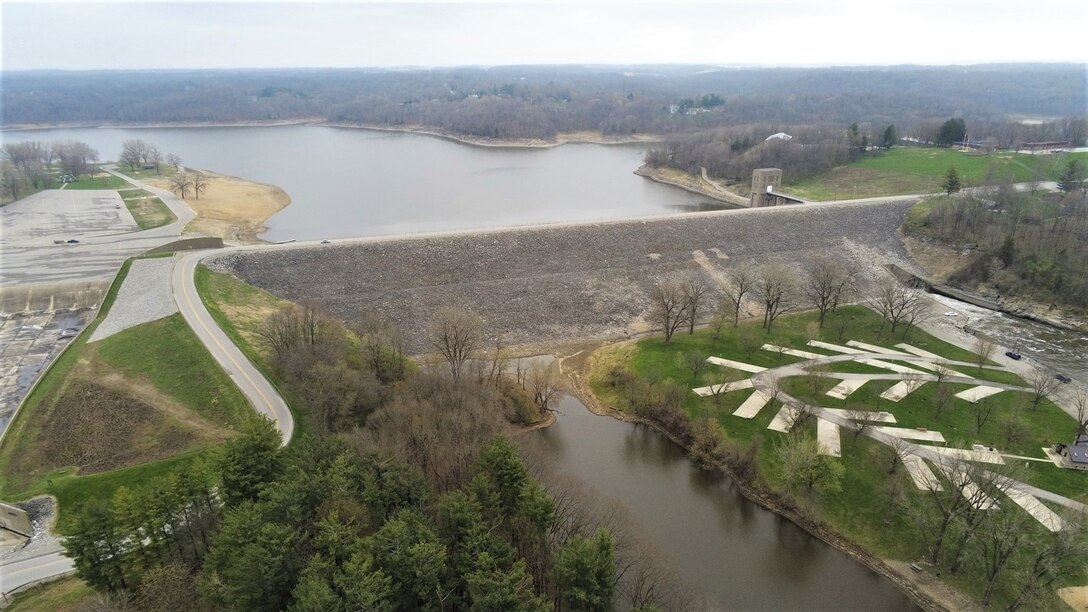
212,199,921,354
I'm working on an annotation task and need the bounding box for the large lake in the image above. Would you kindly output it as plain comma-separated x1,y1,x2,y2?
0,125,714,241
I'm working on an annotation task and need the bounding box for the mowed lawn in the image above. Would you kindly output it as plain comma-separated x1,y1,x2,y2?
786,148,1088,201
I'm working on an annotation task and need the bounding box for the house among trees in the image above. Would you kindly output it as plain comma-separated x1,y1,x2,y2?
1055,434,1088,470
1018,140,1069,153
764,132,792,142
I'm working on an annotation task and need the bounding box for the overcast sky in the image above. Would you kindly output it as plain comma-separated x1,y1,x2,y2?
3,1,1086,71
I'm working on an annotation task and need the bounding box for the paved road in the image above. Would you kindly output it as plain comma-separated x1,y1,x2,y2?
0,552,73,598
172,251,294,444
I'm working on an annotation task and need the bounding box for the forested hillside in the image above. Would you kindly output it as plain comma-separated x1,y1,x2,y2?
3,64,1085,140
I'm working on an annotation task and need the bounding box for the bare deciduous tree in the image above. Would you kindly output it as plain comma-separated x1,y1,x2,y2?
972,396,996,434
803,257,856,328
652,279,688,343
681,350,708,383
192,173,209,199
1027,369,1059,410
737,326,761,360
682,275,710,335
169,173,193,199
431,307,482,382
866,279,928,339
527,361,564,414
1006,511,1088,611
723,267,755,327
166,153,182,171
755,263,797,333
1073,386,1088,437
972,336,997,374
844,407,873,444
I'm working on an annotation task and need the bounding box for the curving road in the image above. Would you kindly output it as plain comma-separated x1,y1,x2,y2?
172,251,294,445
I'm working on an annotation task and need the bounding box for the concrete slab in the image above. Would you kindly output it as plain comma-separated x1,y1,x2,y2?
760,344,825,360
733,389,773,418
846,340,909,355
826,378,868,399
808,340,865,354
955,385,1005,403
902,454,942,490
858,357,927,374
1006,489,1066,532
880,380,926,402
692,378,754,397
895,344,943,360
768,405,803,433
822,408,897,423
932,447,1006,464
706,356,766,373
817,418,841,457
873,426,946,443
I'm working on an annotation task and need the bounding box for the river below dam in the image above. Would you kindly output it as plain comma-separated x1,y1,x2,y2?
536,395,917,610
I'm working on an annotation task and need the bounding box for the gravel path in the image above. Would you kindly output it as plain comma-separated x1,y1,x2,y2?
213,199,922,354
89,257,179,342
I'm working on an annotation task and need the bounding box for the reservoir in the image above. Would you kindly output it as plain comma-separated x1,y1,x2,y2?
0,125,713,241
537,395,916,610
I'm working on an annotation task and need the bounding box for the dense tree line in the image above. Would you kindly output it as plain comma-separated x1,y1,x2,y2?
1,139,99,202
905,177,1088,311
4,65,1084,142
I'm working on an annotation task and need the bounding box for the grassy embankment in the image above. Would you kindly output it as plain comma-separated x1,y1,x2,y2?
117,187,176,230
194,264,313,437
113,165,178,181
785,148,1088,201
4,576,95,611
587,305,1085,608
0,258,254,533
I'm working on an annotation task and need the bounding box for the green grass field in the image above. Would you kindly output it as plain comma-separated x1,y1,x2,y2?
119,188,175,230
786,148,1088,201
587,305,1085,608
113,165,178,181
62,173,130,190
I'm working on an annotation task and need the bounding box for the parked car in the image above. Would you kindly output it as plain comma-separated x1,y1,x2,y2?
320,239,331,244
1005,351,1022,360
65,239,80,244
1056,374,1072,384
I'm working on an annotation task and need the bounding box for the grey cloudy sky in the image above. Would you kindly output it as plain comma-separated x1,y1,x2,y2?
3,1,1086,71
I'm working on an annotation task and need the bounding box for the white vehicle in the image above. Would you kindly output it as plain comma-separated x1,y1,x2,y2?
943,311,958,317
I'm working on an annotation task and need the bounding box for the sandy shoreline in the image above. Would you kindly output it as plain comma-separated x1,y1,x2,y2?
144,170,290,244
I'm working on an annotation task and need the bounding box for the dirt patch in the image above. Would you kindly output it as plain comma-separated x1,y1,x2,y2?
900,233,970,283
147,172,290,243
15,380,199,476
1059,586,1088,611
8,344,231,482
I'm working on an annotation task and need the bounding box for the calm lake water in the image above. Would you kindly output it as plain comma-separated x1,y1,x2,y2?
0,125,713,241
538,395,917,610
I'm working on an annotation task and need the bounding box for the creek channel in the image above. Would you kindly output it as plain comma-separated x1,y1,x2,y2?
535,395,918,610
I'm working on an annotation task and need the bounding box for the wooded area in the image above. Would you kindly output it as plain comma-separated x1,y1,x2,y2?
4,65,1084,142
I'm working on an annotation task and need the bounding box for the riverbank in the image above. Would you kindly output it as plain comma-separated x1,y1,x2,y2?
143,171,290,244
633,163,749,206
901,235,1088,332
0,118,323,131
558,339,955,612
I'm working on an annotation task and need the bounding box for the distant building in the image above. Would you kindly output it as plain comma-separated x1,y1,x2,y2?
765,132,792,142
1057,434,1088,470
